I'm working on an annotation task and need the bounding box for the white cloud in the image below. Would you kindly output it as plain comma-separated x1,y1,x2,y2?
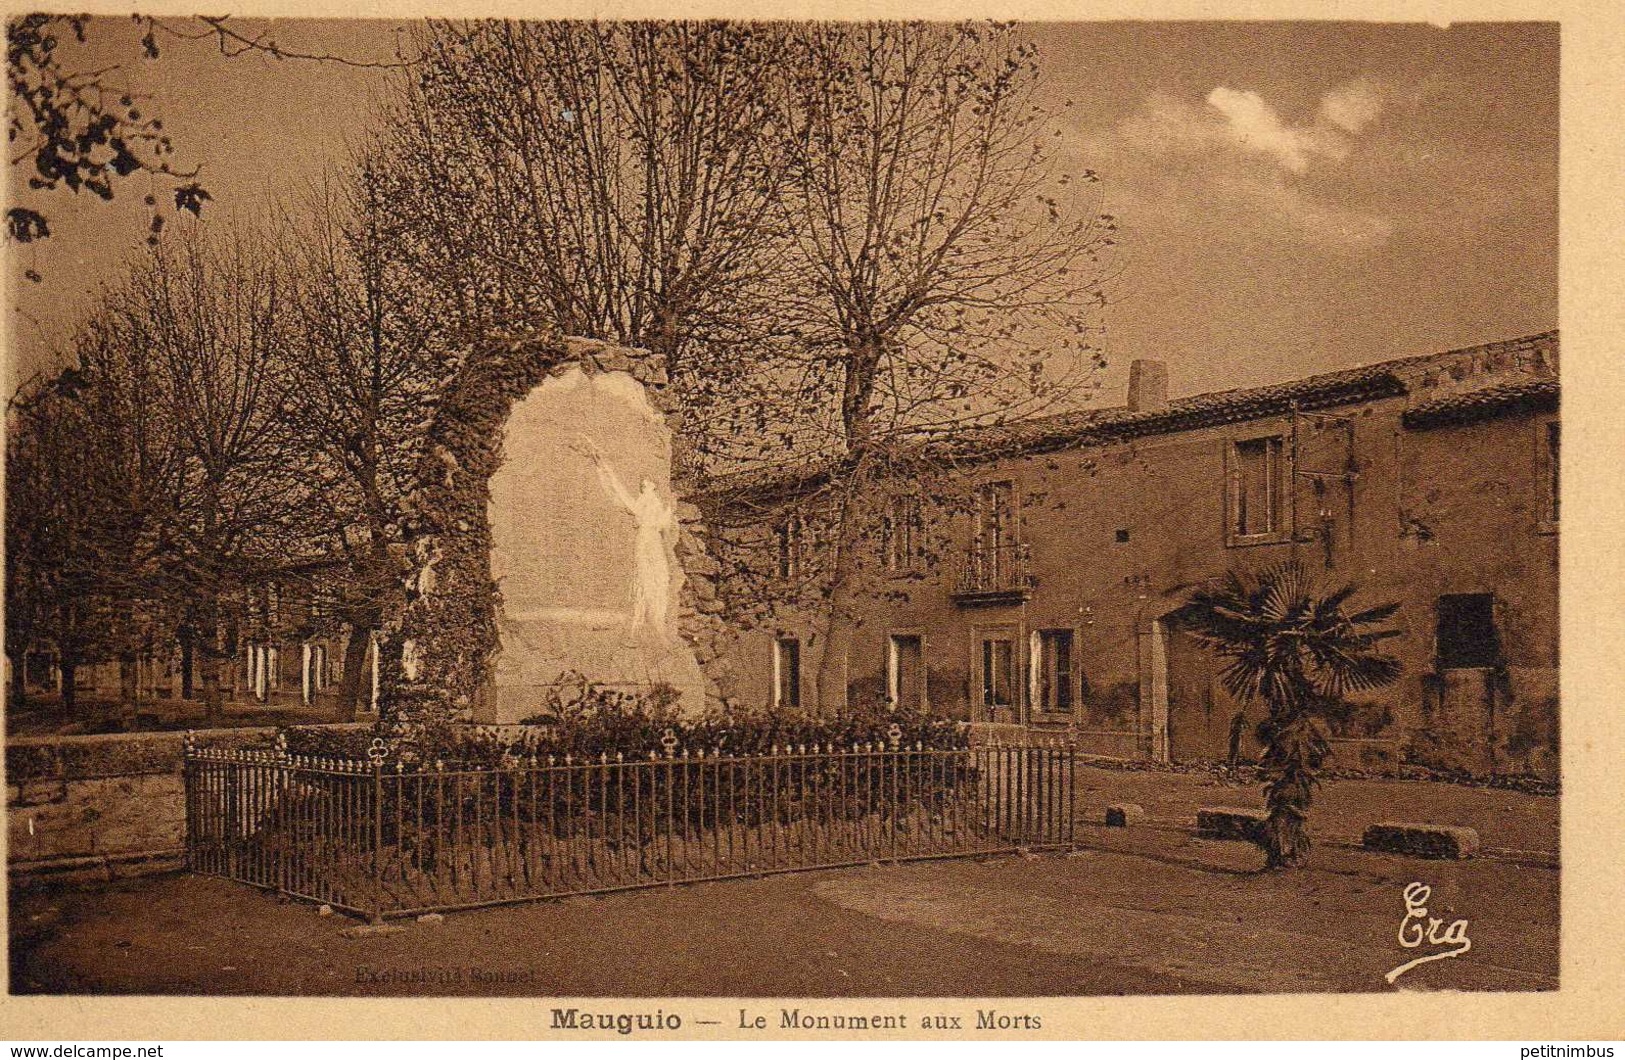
1319,78,1384,134
1098,81,1396,251
1206,86,1320,172
1121,80,1386,175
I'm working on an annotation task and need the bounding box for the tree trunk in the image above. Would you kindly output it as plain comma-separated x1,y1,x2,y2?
59,658,77,715
199,615,224,721
813,569,858,716
337,623,375,721
1261,802,1311,869
7,647,26,708
1258,704,1319,869
120,654,138,704
812,473,869,717
812,346,883,716
179,627,195,700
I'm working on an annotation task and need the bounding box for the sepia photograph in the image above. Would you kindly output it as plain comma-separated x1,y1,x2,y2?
1,9,1597,1034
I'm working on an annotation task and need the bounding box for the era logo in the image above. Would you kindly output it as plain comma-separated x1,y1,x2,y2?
1385,881,1472,983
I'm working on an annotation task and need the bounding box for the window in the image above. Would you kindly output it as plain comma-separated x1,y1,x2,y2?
1543,421,1559,526
971,480,1018,587
981,636,1016,710
1436,594,1500,669
1229,435,1286,540
888,634,924,711
973,481,1017,552
773,637,802,710
775,515,806,580
1032,630,1075,714
882,493,923,572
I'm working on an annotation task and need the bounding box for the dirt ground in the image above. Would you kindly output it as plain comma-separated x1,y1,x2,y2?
1065,764,1559,855
9,808,1558,997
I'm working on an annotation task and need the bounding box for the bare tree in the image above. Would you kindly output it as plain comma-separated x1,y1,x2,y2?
273,159,449,718
709,22,1116,713
4,370,132,713
62,301,193,704
115,227,301,717
372,19,796,467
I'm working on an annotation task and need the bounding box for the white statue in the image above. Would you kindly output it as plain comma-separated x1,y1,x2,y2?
574,434,676,642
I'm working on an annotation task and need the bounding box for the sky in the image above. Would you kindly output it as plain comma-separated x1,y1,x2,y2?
4,19,1559,403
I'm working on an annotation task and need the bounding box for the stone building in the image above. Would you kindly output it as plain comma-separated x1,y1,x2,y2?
701,332,1559,779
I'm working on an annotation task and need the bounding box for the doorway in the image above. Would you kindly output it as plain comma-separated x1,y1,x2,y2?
1146,619,1170,763
973,624,1020,724
888,633,924,712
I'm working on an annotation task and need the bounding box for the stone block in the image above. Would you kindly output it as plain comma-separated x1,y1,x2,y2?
1196,806,1267,842
593,349,632,374
1104,803,1145,827
1361,821,1481,859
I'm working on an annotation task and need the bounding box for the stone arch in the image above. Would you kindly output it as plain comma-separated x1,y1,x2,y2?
379,326,732,735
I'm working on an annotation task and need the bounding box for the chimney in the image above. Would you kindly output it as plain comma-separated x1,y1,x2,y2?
1127,359,1169,412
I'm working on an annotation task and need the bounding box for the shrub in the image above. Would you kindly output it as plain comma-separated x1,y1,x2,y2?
275,674,968,770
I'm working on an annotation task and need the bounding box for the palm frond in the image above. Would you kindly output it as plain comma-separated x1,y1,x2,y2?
1345,600,1402,627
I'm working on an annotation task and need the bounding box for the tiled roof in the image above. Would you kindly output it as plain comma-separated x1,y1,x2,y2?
697,331,1558,504
1401,378,1559,428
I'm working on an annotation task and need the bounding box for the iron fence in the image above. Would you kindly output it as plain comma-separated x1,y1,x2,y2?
184,737,1078,920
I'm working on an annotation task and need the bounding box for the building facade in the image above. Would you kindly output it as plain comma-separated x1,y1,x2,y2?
15,578,358,715
704,332,1559,779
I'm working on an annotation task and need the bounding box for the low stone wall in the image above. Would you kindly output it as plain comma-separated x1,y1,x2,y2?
6,725,366,885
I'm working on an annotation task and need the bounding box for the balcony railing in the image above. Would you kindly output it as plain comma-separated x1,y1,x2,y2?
951,542,1035,605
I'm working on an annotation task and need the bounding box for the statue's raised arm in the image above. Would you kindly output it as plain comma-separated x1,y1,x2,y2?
576,434,637,514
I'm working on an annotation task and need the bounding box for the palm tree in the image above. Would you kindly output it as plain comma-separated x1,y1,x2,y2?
1173,560,1403,869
